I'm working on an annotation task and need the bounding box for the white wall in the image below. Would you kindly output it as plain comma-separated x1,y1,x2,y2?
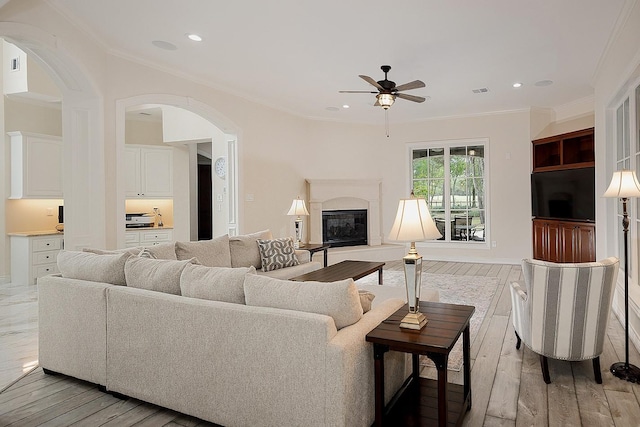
593,0,640,355
0,0,581,269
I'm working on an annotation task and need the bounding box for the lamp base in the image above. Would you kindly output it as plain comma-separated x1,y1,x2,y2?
610,362,640,383
400,312,428,330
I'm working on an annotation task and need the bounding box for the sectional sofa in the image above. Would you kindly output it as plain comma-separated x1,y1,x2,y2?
38,232,434,426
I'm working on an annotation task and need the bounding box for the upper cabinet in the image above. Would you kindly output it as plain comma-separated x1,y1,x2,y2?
125,145,173,198
532,128,594,172
8,131,63,199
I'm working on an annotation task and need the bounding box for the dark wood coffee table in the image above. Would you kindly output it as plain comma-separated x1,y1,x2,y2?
366,301,475,427
290,260,384,284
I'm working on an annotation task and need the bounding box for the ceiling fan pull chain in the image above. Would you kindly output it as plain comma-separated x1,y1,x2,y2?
385,110,390,137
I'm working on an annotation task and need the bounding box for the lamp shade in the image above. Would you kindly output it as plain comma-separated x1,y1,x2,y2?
388,198,442,242
287,198,309,216
604,170,640,198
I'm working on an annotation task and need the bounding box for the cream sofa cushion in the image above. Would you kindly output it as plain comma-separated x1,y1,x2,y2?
175,234,231,267
229,229,272,269
243,275,363,329
83,242,176,260
57,250,130,286
180,264,256,304
124,256,198,295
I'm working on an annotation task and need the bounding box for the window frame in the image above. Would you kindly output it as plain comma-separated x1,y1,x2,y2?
610,77,640,289
407,138,490,249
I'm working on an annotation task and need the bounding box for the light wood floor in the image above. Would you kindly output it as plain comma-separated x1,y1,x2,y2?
1,261,639,426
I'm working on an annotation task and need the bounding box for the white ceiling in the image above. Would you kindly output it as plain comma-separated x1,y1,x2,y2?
48,0,627,124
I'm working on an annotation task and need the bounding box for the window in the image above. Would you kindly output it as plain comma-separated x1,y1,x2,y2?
611,80,640,282
410,141,487,243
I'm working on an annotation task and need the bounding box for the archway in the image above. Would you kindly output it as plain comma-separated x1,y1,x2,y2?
0,22,106,253
114,95,240,248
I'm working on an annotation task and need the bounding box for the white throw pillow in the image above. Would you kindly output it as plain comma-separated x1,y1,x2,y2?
256,237,299,272
243,275,363,329
229,229,273,269
175,235,232,267
180,264,256,304
124,256,198,295
57,250,130,286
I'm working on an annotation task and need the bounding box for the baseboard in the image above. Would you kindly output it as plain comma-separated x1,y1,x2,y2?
0,275,10,285
611,284,640,356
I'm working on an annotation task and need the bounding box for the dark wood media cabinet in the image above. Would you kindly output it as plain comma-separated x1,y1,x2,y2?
531,128,596,263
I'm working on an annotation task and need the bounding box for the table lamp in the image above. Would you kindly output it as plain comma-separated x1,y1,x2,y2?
288,197,309,248
604,169,640,383
388,194,442,329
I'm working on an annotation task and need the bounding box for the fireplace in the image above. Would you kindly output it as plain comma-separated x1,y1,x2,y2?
322,209,368,247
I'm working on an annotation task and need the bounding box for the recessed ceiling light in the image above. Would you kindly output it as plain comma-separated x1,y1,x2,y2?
342,105,350,109
513,82,522,88
152,40,177,51
534,80,554,87
187,34,202,42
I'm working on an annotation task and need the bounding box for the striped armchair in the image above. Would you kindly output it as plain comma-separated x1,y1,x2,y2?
510,257,619,384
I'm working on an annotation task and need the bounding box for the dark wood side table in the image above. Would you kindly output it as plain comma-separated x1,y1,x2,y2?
366,301,475,427
299,243,330,267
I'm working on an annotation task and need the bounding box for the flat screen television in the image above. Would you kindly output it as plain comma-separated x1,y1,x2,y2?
531,168,595,222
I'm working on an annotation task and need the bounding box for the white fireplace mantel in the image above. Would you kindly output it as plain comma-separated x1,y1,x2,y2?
306,179,382,246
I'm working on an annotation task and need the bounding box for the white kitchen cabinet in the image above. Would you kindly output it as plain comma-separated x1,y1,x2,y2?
10,233,63,285
125,145,173,198
125,228,173,248
8,131,63,199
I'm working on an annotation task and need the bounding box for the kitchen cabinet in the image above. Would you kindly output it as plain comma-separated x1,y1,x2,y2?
8,131,63,199
10,233,63,285
532,219,595,263
125,145,173,198
125,228,173,248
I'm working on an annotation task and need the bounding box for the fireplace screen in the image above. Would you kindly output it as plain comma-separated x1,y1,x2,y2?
322,209,367,247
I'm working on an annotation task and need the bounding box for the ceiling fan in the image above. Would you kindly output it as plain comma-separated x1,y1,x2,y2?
339,65,426,109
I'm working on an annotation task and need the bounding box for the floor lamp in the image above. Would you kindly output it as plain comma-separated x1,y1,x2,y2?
604,169,640,383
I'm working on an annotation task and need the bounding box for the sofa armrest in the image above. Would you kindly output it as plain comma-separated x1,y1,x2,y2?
509,281,528,343
325,298,408,427
295,249,310,263
38,275,112,386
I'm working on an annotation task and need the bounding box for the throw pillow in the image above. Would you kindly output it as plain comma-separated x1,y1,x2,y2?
358,290,376,313
180,264,256,304
243,275,363,329
57,250,130,286
175,234,232,267
145,242,177,260
256,237,299,272
229,229,273,269
124,256,198,295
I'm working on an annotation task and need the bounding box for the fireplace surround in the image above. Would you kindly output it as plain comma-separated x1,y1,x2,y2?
307,179,382,246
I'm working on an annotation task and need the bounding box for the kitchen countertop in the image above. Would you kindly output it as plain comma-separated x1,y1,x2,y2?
8,230,64,237
126,226,173,230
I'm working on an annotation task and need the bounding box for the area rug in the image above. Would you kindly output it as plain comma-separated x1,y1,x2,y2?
356,271,499,371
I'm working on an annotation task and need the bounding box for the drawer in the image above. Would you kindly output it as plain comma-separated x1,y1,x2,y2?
33,237,62,252
125,231,140,245
33,250,60,265
140,230,172,243
33,263,59,279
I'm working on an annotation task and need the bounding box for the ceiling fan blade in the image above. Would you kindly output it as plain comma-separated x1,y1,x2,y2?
359,75,384,91
394,80,426,92
396,93,426,103
339,90,378,93
374,99,381,107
